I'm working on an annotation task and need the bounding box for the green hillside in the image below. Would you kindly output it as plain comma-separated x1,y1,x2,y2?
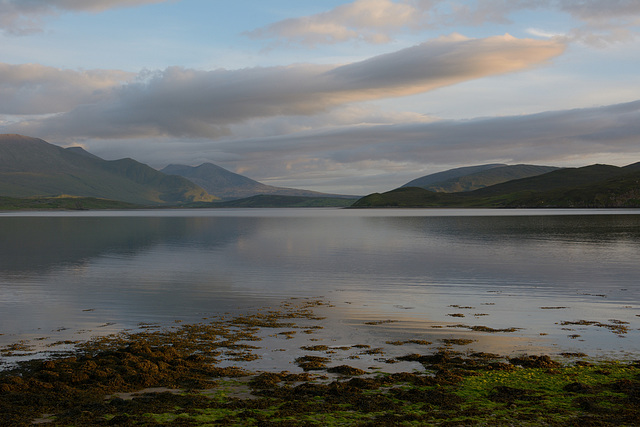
498,170,640,208
352,163,640,208
403,164,559,192
471,164,626,196
402,164,505,188
350,187,454,208
0,134,216,205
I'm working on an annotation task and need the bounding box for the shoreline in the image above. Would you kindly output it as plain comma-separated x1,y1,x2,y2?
1,298,639,425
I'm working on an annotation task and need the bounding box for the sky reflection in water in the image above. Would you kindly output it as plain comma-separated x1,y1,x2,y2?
1,208,639,360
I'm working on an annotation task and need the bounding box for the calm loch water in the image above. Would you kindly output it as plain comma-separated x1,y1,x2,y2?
1,208,640,365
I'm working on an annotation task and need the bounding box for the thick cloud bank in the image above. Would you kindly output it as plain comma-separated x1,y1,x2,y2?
0,63,134,114
4,35,564,139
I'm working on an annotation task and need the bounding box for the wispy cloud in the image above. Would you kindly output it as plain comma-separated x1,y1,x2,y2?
525,27,561,38
245,0,423,45
3,35,564,139
247,0,640,47
0,0,169,35
228,100,640,163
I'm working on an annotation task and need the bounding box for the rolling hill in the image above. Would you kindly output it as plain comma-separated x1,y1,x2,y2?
5,133,638,210
352,163,640,208
161,163,358,201
0,134,216,205
401,164,505,188
402,164,560,192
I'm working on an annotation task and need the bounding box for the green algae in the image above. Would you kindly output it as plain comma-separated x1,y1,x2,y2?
1,299,640,426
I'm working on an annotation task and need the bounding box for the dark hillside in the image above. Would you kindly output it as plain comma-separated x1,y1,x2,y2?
403,164,559,193
402,164,505,189
351,187,456,208
352,162,640,208
0,134,215,205
471,164,626,196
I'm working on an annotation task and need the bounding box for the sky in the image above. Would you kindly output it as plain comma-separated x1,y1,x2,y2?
1,0,640,195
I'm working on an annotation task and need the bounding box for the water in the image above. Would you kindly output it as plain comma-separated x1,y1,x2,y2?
1,208,640,366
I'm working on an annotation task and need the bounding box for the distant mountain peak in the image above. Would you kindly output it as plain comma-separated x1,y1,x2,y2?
65,146,103,161
161,163,356,201
0,134,44,142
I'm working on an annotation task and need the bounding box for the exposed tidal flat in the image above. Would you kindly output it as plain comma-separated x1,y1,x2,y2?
1,298,640,425
1,208,640,424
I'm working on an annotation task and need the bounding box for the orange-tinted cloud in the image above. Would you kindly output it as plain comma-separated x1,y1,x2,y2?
247,0,640,47
3,35,564,139
246,0,421,45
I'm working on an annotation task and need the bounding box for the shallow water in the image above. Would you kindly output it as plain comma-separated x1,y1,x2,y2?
1,208,640,366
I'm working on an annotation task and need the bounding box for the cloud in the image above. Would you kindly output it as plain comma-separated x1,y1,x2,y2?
245,0,530,46
3,35,564,140
227,105,434,140
0,63,135,114
247,0,640,47
204,99,640,188
0,0,169,35
28,0,170,13
526,28,564,38
554,0,640,46
559,0,640,22
79,99,640,194
245,0,423,45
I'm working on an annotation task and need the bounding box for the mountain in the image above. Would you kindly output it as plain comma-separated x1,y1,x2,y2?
402,164,505,189
64,146,103,161
0,134,216,205
402,164,560,192
161,163,358,200
352,162,640,208
470,164,625,196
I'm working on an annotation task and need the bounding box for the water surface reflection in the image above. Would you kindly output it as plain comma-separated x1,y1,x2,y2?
1,209,639,359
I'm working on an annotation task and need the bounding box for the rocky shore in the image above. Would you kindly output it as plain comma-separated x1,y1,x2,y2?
1,299,639,425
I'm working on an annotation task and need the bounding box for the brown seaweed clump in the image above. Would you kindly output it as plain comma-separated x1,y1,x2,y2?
509,354,561,369
0,298,327,425
326,365,366,376
295,355,330,371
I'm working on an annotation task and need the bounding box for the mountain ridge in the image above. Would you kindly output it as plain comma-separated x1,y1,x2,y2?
0,134,356,207
402,164,560,192
352,162,640,208
161,163,358,200
0,134,215,205
3,134,638,210
402,164,505,189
